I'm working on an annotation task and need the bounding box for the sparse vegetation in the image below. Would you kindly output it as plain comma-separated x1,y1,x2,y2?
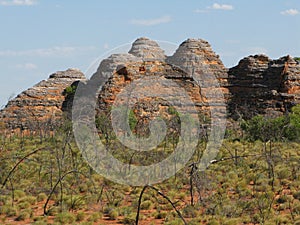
0,105,299,224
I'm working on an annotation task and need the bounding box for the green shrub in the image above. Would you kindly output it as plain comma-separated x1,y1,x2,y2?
87,212,102,222
154,211,167,219
242,105,300,141
78,183,89,193
182,205,198,218
63,85,77,96
103,206,113,214
15,210,31,221
161,203,174,210
272,215,292,224
47,206,59,216
278,202,289,211
223,218,241,225
207,219,219,225
285,104,300,141
76,211,86,221
14,190,26,200
18,201,31,210
277,168,291,180
25,196,36,205
177,192,185,200
37,193,47,202
140,200,153,210
119,206,134,216
122,213,136,225
0,205,17,217
293,202,300,214
62,195,86,210
54,212,76,224
0,195,11,205
108,209,119,220
241,115,285,141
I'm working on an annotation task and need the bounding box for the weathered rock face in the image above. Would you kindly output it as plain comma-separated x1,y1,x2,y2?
93,37,228,130
128,37,166,61
0,68,86,133
167,39,229,118
228,55,300,119
2,37,300,134
167,39,227,81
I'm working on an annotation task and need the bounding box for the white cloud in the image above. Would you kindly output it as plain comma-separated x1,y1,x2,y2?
211,3,234,10
0,0,37,6
281,9,299,16
16,63,37,70
0,46,96,57
195,3,234,13
131,15,171,26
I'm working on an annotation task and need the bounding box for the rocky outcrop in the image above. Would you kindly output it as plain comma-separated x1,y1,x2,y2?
0,68,86,133
93,37,228,132
2,37,300,134
167,39,229,118
129,37,166,61
228,55,300,119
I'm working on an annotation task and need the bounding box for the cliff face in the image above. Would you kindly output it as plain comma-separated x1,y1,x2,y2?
228,55,300,119
0,68,86,133
1,37,300,134
93,37,228,130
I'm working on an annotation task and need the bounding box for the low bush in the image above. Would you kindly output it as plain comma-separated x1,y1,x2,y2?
140,200,153,210
76,211,86,221
15,210,31,221
108,209,119,220
54,212,76,224
0,205,17,217
87,212,102,222
37,193,47,202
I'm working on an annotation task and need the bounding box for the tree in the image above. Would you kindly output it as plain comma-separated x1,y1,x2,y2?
285,105,300,141
241,115,287,142
241,105,300,142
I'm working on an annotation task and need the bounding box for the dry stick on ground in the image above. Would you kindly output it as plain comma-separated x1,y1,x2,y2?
189,162,198,206
1,147,46,189
8,178,14,206
43,170,80,215
135,185,187,225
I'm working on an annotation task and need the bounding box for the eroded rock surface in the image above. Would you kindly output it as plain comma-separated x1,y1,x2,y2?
0,68,86,133
93,38,228,129
228,55,300,119
2,37,300,134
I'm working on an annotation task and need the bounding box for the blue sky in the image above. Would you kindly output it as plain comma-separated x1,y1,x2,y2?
0,0,299,107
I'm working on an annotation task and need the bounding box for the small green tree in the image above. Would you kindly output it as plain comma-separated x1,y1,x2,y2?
63,85,77,96
285,105,300,141
241,115,287,142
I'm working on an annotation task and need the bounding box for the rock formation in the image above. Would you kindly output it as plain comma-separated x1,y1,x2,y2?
1,37,300,134
0,68,86,133
228,55,300,119
92,37,228,134
128,37,166,60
